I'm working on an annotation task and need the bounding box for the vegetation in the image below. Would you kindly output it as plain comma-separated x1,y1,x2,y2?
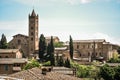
0,34,8,49
99,64,120,80
108,58,120,63
47,36,55,66
54,42,64,47
70,61,97,78
64,58,71,68
23,59,41,70
57,56,64,66
42,61,51,66
69,35,73,59
39,34,47,61
100,64,115,80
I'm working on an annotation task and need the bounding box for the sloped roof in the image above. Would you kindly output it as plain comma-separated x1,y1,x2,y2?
73,39,106,43
0,58,27,64
13,34,29,38
9,67,81,80
0,49,19,53
31,9,36,16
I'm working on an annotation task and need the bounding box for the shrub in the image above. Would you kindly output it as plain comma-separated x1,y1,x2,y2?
43,61,51,66
23,59,41,70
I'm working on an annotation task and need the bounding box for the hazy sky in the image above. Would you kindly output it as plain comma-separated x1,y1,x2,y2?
0,0,120,44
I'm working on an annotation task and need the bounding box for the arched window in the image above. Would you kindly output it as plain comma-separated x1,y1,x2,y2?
18,39,21,45
77,45,79,49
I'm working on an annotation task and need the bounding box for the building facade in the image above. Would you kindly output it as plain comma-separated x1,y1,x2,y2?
73,39,119,61
0,49,27,74
8,9,39,57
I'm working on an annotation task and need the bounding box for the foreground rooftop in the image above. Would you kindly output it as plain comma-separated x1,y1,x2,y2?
9,67,81,80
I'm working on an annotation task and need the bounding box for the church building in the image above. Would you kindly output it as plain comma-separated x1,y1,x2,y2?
8,9,39,58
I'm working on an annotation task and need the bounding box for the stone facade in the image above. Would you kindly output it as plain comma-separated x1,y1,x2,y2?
0,49,27,75
73,39,119,61
0,49,22,58
45,36,59,45
8,34,29,57
8,9,39,57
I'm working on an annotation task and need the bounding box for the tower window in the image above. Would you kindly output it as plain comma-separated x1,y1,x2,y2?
77,45,79,49
31,32,33,35
31,38,33,41
31,27,33,29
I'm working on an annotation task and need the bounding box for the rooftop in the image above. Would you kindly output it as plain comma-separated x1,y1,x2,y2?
0,49,19,54
13,34,29,38
9,67,81,80
73,39,106,43
0,58,27,64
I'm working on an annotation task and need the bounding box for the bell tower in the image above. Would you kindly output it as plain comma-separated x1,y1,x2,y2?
29,9,39,56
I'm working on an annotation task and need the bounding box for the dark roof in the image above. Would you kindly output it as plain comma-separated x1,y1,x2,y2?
9,67,81,80
31,9,36,16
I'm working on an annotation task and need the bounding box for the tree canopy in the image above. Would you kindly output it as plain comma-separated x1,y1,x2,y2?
69,35,73,59
0,34,8,49
39,34,47,61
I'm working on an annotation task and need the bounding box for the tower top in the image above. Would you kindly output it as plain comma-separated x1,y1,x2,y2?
31,9,36,16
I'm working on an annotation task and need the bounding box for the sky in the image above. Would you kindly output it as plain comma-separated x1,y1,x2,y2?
0,0,120,44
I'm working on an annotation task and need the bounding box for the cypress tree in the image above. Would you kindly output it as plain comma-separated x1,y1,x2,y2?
69,35,73,59
39,34,46,61
49,36,55,66
58,56,64,66
0,34,7,49
64,58,71,68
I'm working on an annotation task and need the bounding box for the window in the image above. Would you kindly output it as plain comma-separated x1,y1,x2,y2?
77,45,79,49
31,32,33,35
31,38,33,41
31,27,33,29
4,65,8,71
18,39,21,45
31,48,33,51
83,45,85,48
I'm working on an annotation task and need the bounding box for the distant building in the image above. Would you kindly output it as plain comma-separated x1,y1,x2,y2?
45,36,59,44
73,39,119,61
0,49,27,75
8,9,39,57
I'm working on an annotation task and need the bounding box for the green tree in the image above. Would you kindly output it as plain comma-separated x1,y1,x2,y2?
23,59,41,70
54,42,64,47
50,53,55,66
0,34,8,49
114,66,120,80
50,36,54,53
58,56,64,66
69,35,73,59
49,36,55,66
39,34,46,61
46,36,55,66
100,64,115,80
64,58,71,68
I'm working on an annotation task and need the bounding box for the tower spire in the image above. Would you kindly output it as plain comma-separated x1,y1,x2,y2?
31,9,36,16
